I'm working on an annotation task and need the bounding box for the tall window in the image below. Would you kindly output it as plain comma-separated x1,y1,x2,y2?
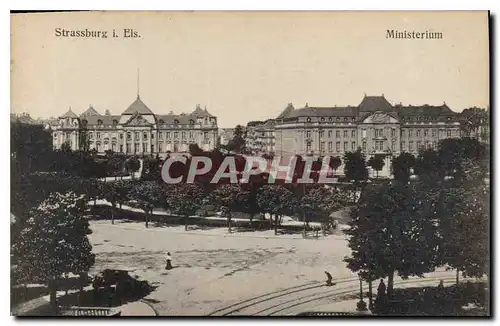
166,132,170,139
97,132,101,139
409,129,413,137
306,130,311,138
351,130,356,138
424,129,428,137
401,130,405,137
351,141,356,151
328,130,332,138
328,141,333,152
127,132,131,141
432,129,437,137
143,132,148,140
174,132,178,139
158,142,163,152
402,141,406,151
362,129,367,138
343,141,348,151
159,132,163,139
362,141,367,152
446,129,452,137
320,141,325,152
336,141,340,152
417,141,422,149
416,130,421,137
306,142,311,152
409,141,414,152
135,132,139,139
336,130,340,138
344,130,348,138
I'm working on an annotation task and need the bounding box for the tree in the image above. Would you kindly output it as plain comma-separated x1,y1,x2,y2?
438,185,489,283
12,192,95,312
101,182,120,224
128,181,164,228
343,150,368,185
414,148,441,177
226,125,246,153
300,186,348,227
459,107,489,139
344,181,441,298
61,140,72,153
329,156,342,176
209,184,247,233
166,183,205,231
125,156,141,179
188,143,204,156
141,156,161,181
115,180,133,209
256,185,297,235
391,152,415,184
367,155,385,178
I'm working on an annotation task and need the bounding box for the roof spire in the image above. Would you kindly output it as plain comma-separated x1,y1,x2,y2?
137,68,140,99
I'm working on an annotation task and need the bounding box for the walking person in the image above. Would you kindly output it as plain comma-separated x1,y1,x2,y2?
324,271,334,286
165,252,173,270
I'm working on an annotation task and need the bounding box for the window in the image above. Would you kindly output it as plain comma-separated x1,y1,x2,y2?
344,130,348,138
321,117,325,122
417,141,422,149
402,141,406,151
119,133,123,140
143,132,148,140
320,130,325,137
401,130,405,137
151,133,155,140
344,117,348,122
351,141,356,151
417,129,421,137
127,132,131,141
151,144,155,152
351,130,356,138
375,141,383,151
159,119,165,124
336,141,340,152
447,129,452,137
336,130,340,138
166,132,170,139
424,129,428,137
425,141,430,148
409,141,414,152
113,119,118,125
392,140,396,151
189,119,195,125
143,143,147,152
328,141,333,152
343,141,348,151
97,132,101,139
306,117,311,123
362,129,367,138
126,143,131,153
135,132,139,139
97,119,103,125
391,128,396,137
328,130,332,138
328,117,333,122
182,132,186,139
120,144,123,153
409,129,413,137
189,132,194,139
306,130,311,138
306,142,311,152
174,119,180,125
174,132,178,139
432,129,437,137
89,132,93,139
159,132,163,139
134,143,139,153
159,143,163,152
362,141,367,152
320,141,325,152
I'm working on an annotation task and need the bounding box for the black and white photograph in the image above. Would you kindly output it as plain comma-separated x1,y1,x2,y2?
10,11,490,317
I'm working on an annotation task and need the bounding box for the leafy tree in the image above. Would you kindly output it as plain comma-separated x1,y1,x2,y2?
256,185,297,235
166,183,205,231
10,122,53,174
459,107,489,139
189,143,204,156
61,140,72,153
115,180,134,209
12,192,95,312
101,182,120,224
329,156,342,176
438,185,489,283
300,186,348,226
391,152,415,184
367,155,385,178
226,125,246,153
128,181,164,228
125,156,141,179
343,149,368,185
141,156,161,181
209,184,247,233
414,148,441,177
344,181,441,298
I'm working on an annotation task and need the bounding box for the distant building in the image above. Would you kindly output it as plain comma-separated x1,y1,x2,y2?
11,112,40,125
246,119,276,154
274,95,462,177
52,94,218,156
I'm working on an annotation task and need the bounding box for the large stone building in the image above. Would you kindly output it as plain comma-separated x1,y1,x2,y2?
274,95,462,177
52,94,218,157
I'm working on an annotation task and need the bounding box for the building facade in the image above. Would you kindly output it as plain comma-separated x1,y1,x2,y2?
274,95,462,177
245,120,276,154
52,95,218,157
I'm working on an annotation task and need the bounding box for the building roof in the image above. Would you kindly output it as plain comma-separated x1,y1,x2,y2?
276,103,295,119
358,95,394,112
80,105,102,117
81,115,120,125
60,108,79,119
156,113,196,125
288,106,358,118
395,104,456,116
122,95,155,115
191,105,215,118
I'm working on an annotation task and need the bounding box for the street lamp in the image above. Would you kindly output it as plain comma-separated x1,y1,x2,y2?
356,273,368,312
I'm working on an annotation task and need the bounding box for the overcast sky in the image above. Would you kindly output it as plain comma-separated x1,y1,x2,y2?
11,11,489,127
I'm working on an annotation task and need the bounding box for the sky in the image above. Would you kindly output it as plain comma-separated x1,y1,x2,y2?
11,11,489,127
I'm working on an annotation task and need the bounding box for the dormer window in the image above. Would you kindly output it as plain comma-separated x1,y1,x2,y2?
174,119,179,125
159,119,165,124
97,119,103,125
328,117,333,121
189,119,195,125
343,117,348,122
320,117,325,122
112,119,118,125
306,117,311,123
82,119,88,126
